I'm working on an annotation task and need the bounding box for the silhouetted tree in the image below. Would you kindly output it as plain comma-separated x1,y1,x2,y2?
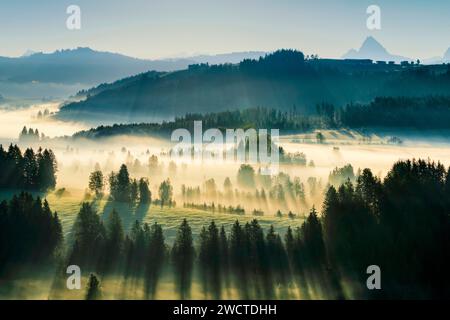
219,226,230,294
0,145,56,191
22,148,38,190
171,219,195,299
144,222,166,299
85,274,101,300
197,221,221,299
70,203,105,269
266,226,290,298
0,193,62,275
116,164,131,202
36,148,57,191
229,220,249,299
139,178,151,204
104,209,124,269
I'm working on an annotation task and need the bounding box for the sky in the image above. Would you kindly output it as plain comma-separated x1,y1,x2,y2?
0,0,449,60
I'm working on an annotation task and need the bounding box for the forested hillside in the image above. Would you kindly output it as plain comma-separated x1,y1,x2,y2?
57,50,450,122
71,96,450,140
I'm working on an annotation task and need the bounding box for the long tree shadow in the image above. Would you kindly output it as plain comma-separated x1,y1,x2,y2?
98,200,151,298
100,200,150,232
135,203,151,223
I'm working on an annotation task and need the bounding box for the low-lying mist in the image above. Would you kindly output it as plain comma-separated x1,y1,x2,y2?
0,102,87,143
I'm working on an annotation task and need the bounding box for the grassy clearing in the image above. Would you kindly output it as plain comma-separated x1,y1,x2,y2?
0,190,304,245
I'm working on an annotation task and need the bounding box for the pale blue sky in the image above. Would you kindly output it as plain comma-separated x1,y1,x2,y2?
0,0,449,59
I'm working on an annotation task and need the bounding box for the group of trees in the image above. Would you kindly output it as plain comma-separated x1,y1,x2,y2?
181,167,310,215
19,126,46,143
328,164,356,187
73,106,323,140
322,159,450,298
0,144,57,191
276,210,298,219
236,166,306,196
36,109,51,119
157,179,174,207
0,192,63,275
180,160,447,298
183,202,246,215
89,164,175,207
339,96,450,128
2,157,449,299
66,203,167,299
88,164,152,205
182,159,450,299
67,158,450,299
60,201,341,299
77,95,450,141
72,95,450,139
65,200,299,299
108,164,141,203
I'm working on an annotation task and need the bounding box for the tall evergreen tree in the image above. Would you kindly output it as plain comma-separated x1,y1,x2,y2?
105,209,124,266
36,148,57,191
70,202,105,268
22,148,38,189
145,222,166,299
171,219,195,299
229,220,249,299
139,178,152,205
219,226,230,294
116,164,131,202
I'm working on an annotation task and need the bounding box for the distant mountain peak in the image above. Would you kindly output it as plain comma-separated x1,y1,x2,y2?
342,36,410,63
359,36,388,55
21,49,37,57
444,47,450,61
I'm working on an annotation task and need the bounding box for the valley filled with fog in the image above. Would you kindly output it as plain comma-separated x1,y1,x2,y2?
2,101,450,237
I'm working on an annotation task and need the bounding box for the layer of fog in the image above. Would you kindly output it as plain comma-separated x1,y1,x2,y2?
2,103,450,218
0,102,87,142
11,132,450,219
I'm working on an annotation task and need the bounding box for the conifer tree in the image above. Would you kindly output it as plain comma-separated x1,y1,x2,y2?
171,219,195,299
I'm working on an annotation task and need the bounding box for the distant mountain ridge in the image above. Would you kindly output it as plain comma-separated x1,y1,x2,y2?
187,51,266,65
0,48,267,86
343,36,411,63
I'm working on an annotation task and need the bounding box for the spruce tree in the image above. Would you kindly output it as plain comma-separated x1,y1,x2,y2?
116,164,131,202
139,178,151,204
171,219,195,299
